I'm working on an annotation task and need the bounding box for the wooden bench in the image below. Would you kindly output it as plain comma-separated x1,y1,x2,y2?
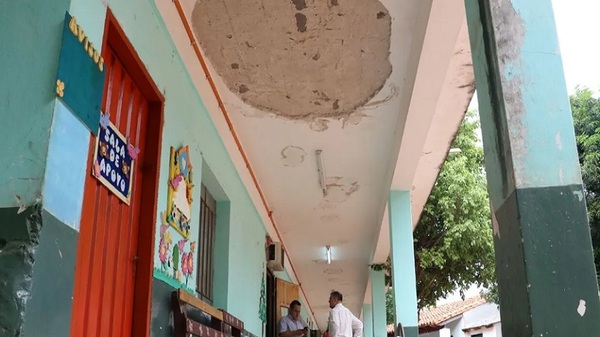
173,289,244,337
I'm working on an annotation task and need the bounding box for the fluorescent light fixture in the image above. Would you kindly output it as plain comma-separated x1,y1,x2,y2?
316,150,327,195
326,245,331,264
449,148,462,154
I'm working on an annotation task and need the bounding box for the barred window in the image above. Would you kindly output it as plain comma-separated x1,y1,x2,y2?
197,184,217,302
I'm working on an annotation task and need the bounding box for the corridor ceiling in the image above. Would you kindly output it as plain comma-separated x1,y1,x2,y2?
156,0,475,330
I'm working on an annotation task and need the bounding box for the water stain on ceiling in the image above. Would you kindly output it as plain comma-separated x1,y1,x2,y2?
324,176,359,203
191,0,392,120
281,145,307,167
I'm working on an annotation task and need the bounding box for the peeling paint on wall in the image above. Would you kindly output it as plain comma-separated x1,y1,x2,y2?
0,206,42,337
491,207,501,238
493,1,527,187
191,0,392,121
577,299,587,317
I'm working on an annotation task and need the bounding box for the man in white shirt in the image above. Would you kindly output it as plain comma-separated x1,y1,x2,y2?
279,300,309,337
327,291,363,337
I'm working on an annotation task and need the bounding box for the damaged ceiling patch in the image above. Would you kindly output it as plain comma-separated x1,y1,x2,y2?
191,0,392,119
320,214,341,222
324,176,359,203
281,146,307,167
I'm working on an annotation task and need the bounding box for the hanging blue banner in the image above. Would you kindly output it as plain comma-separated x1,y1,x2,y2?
92,117,134,204
55,11,106,135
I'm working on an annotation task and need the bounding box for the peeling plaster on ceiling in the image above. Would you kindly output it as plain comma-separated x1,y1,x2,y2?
318,201,338,210
309,119,330,132
340,112,366,128
156,0,472,329
324,268,343,275
320,214,341,222
191,0,392,120
281,146,307,167
323,177,359,203
359,84,398,111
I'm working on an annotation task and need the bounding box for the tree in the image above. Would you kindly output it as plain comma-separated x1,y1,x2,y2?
375,90,600,323
386,288,394,325
570,87,600,282
372,111,496,315
414,112,495,308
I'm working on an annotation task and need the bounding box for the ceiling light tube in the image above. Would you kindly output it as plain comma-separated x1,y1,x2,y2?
326,245,331,264
316,150,327,195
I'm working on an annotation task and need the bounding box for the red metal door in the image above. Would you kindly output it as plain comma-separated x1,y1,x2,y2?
71,45,151,337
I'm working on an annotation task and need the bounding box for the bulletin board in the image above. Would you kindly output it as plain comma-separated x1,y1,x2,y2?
165,146,194,238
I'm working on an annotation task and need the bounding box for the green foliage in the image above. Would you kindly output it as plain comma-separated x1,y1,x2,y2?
375,88,600,318
371,258,392,286
371,111,496,315
414,112,495,308
570,87,600,283
481,283,499,305
386,288,394,325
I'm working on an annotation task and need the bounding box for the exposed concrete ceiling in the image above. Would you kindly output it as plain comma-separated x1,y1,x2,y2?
191,0,392,120
156,0,473,330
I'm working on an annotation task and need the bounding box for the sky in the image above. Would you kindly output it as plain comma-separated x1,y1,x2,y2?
553,0,600,93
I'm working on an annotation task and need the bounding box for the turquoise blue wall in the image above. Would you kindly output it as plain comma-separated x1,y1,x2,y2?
388,191,418,330
370,269,387,337
465,0,581,210
503,1,580,189
363,304,374,337
0,1,74,335
0,0,69,207
42,0,273,335
2,0,297,335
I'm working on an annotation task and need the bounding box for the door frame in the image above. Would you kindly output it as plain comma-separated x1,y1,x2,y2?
266,268,277,337
101,9,164,337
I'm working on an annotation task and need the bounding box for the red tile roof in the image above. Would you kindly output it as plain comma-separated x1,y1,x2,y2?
386,296,488,334
418,296,487,328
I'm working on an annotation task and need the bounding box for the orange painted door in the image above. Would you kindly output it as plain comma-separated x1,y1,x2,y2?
71,45,150,337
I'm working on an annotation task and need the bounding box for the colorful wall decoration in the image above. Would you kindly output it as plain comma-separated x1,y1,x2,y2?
166,146,194,238
55,12,106,135
92,113,136,204
153,145,198,292
154,215,197,291
259,269,267,323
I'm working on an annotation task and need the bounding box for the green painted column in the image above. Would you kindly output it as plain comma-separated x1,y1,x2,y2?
464,1,600,336
370,269,387,337
363,304,374,337
388,191,418,337
0,1,71,336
